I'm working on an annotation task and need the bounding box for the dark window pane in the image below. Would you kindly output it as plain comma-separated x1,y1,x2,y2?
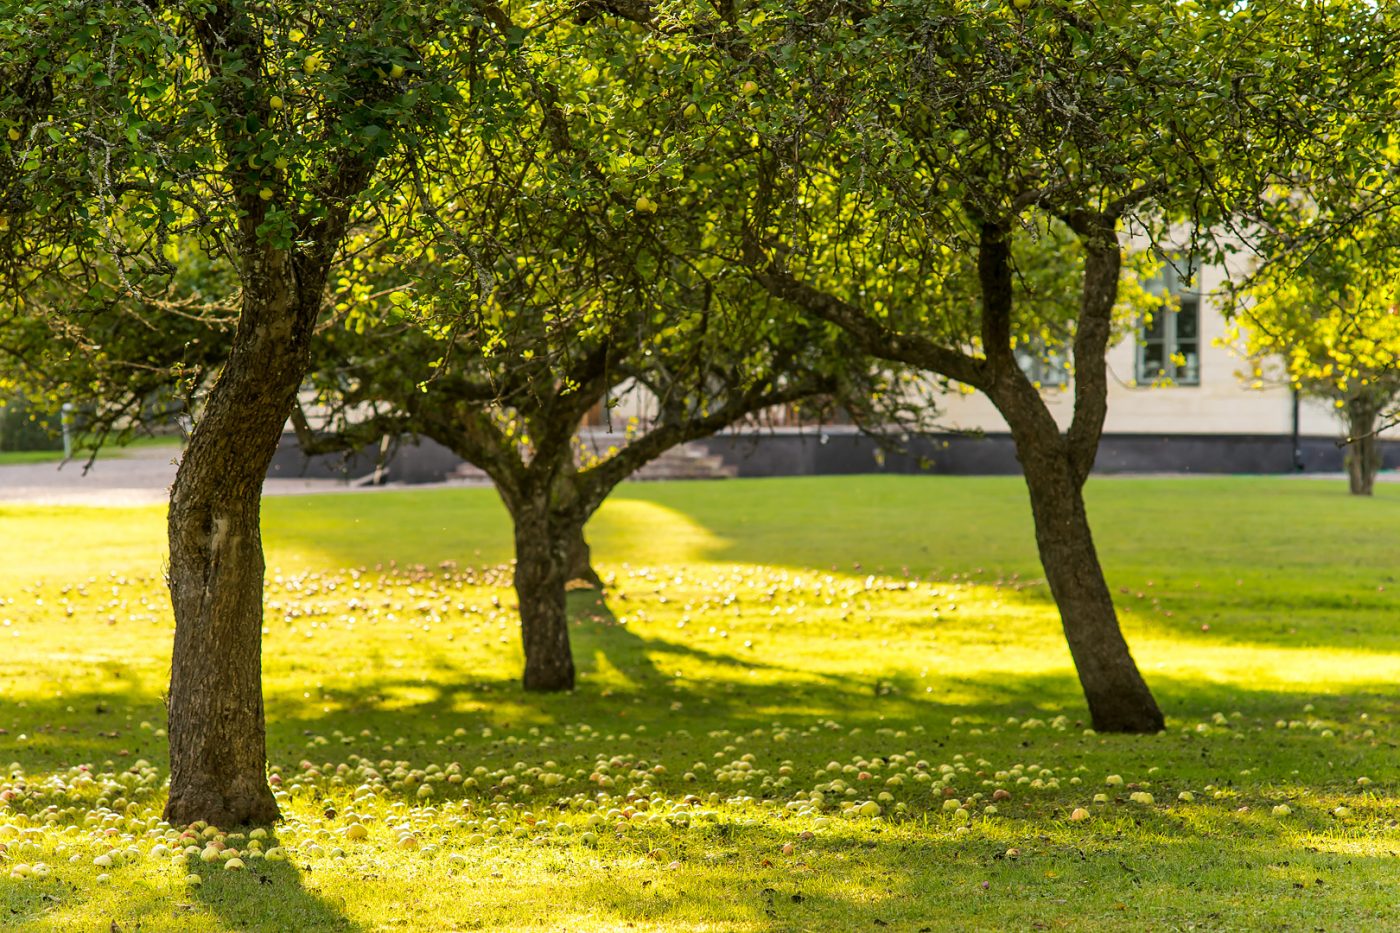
1176,302,1199,339
1142,345,1165,376
1143,313,1166,340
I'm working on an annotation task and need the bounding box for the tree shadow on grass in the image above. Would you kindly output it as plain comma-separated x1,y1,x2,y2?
0,785,363,932
567,587,792,692
568,587,665,687
185,847,366,933
8,638,1396,787
5,663,1397,930
515,817,1400,932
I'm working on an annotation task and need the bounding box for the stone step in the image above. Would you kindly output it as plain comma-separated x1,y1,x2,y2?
628,446,736,481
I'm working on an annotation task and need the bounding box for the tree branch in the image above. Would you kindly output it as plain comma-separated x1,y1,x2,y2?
1063,212,1121,485
976,220,1014,377
752,266,987,389
576,374,834,509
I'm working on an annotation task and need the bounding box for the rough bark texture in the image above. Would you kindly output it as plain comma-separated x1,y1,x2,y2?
566,522,604,588
982,217,1162,734
165,253,317,826
512,499,576,691
1343,396,1381,496
995,389,1166,733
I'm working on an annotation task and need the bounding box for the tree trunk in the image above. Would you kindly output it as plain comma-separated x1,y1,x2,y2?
566,521,603,588
164,260,315,827
1343,396,1380,496
972,214,1162,734
1005,415,1164,733
512,499,576,691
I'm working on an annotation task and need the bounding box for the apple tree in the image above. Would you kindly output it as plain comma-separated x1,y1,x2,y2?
694,0,1396,731
0,0,507,824
1225,194,1400,495
293,6,892,691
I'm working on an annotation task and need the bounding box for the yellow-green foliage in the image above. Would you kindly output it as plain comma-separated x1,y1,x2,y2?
1228,206,1400,405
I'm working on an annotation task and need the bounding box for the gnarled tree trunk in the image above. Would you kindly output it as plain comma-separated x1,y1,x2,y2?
509,494,577,691
165,256,317,826
1009,417,1164,732
989,370,1164,734
1343,395,1381,496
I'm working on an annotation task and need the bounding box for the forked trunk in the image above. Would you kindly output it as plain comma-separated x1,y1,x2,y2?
978,216,1161,733
1343,396,1381,496
1008,422,1164,733
513,501,576,691
165,261,317,827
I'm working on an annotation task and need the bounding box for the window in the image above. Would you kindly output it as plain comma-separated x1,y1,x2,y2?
1015,344,1069,388
1138,260,1200,386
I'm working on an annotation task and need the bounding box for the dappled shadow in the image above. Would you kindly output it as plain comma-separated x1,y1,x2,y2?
7,632,1398,786
4,840,365,932
569,587,794,693
486,814,1400,932
187,842,366,933
5,654,1398,930
8,476,1400,928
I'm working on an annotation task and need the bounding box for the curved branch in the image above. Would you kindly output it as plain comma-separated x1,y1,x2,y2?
753,265,987,390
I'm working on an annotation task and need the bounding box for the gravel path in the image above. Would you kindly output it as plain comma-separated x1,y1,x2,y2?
2,444,1386,506
0,445,361,506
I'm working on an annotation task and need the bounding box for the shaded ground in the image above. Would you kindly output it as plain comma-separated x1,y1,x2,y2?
1,477,1397,931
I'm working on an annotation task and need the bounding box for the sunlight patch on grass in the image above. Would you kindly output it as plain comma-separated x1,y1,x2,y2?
3,478,1400,930
591,498,732,566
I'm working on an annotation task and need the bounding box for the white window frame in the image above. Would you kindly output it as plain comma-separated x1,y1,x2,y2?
1137,260,1201,386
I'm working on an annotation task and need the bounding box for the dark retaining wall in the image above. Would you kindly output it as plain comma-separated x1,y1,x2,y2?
267,435,464,485
694,429,1400,477
269,428,1400,484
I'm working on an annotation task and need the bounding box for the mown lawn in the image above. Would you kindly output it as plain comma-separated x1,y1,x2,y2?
0,476,1397,931
0,434,184,467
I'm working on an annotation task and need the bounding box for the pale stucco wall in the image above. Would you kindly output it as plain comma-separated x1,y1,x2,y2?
928,253,1382,440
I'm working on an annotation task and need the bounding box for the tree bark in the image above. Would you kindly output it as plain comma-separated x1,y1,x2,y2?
992,382,1165,733
566,521,603,588
511,497,576,691
980,215,1162,734
165,256,316,826
1343,395,1381,496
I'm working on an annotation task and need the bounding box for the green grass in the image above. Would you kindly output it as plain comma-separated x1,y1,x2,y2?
0,434,183,466
1,476,1397,931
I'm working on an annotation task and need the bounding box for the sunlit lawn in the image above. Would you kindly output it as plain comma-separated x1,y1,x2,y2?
1,476,1397,931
